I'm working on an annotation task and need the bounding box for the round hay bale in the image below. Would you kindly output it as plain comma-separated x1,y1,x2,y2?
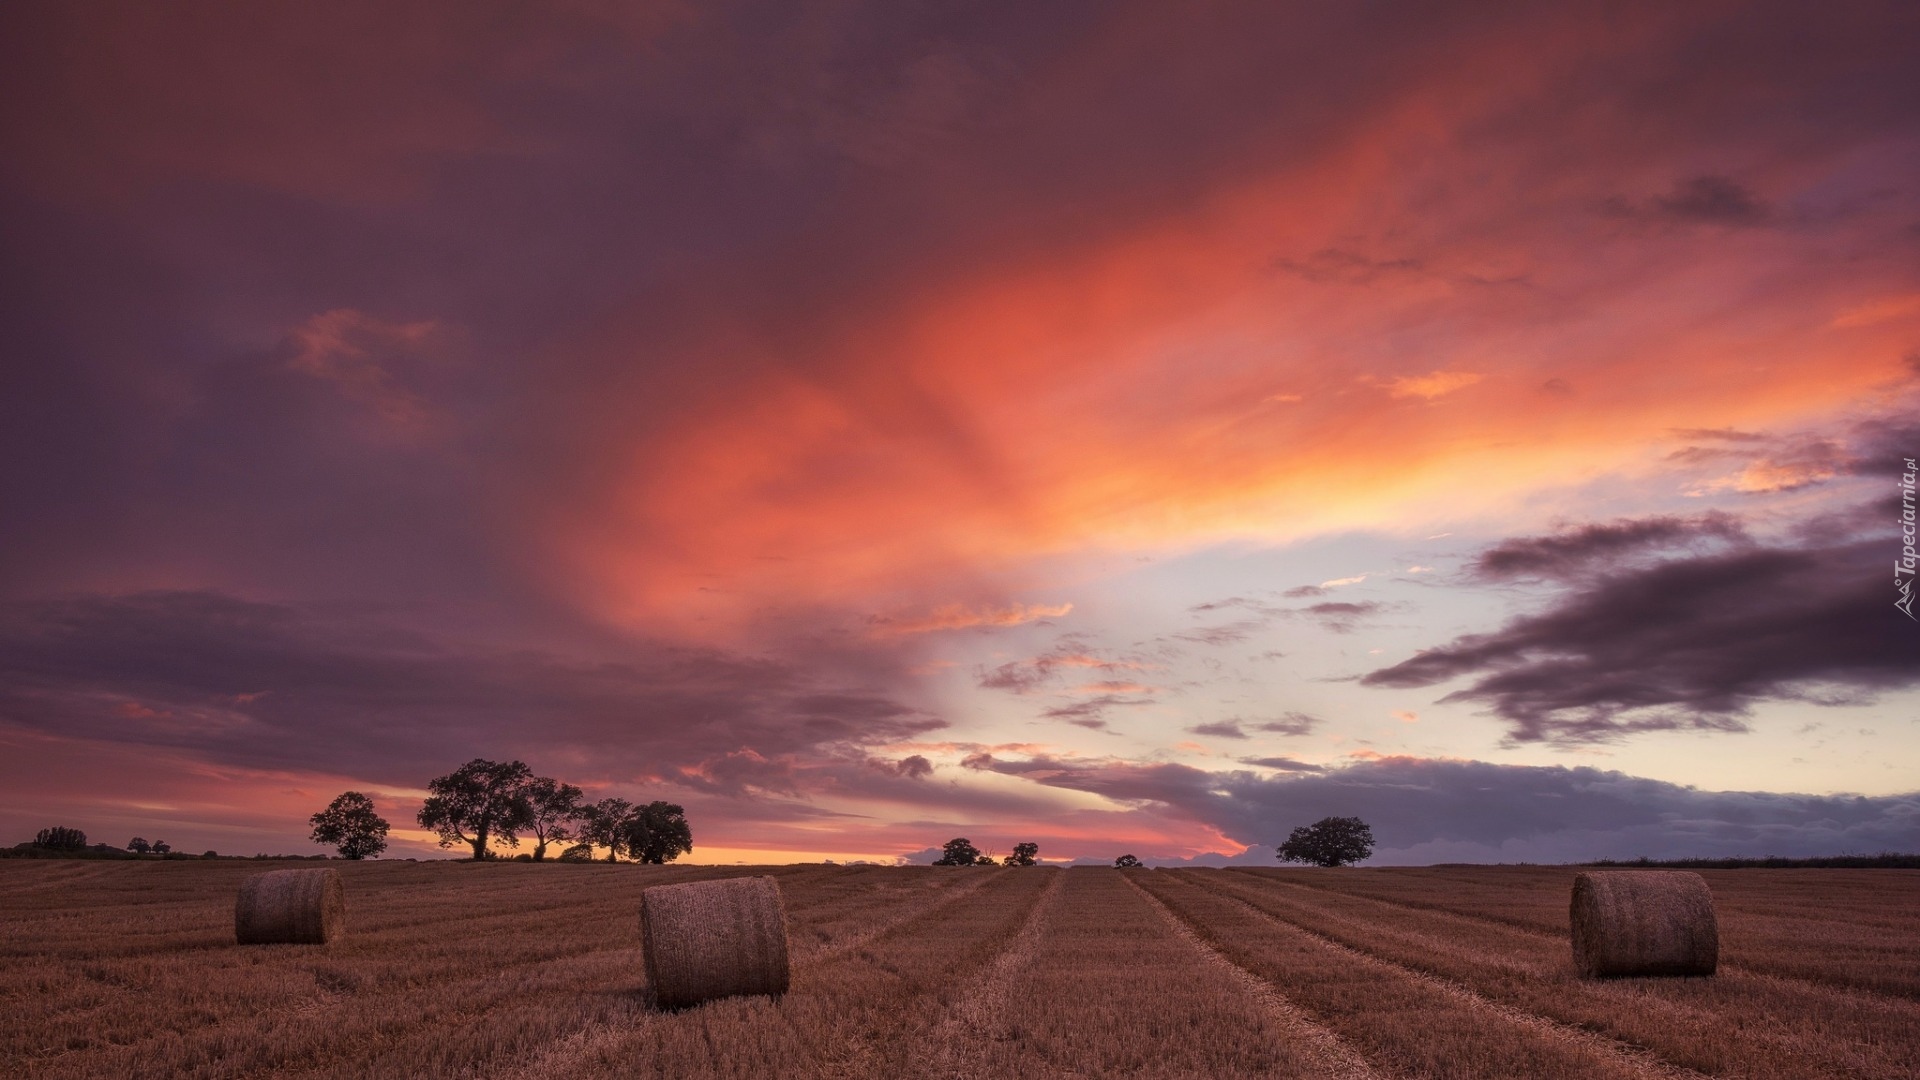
235,867,346,945
1570,870,1717,977
640,875,789,1009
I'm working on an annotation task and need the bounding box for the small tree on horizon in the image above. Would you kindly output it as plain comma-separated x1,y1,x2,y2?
1004,842,1039,867
417,759,537,859
578,797,633,862
310,791,392,860
128,837,150,855
1277,816,1374,867
622,801,693,865
33,826,86,851
151,840,170,855
933,837,983,866
1114,854,1141,868
523,777,585,862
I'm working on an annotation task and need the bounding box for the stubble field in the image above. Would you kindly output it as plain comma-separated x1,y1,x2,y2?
3,861,1916,1079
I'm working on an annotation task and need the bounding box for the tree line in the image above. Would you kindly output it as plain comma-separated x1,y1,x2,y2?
308,758,692,863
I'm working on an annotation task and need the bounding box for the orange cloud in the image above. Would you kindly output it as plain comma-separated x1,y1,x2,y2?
869,601,1072,636
1382,370,1485,400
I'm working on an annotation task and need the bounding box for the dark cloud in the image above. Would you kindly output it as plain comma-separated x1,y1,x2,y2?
867,754,934,780
1654,175,1772,225
1237,757,1325,773
1188,720,1248,739
1282,585,1326,598
1172,620,1265,646
1472,511,1746,580
0,590,942,791
965,753,1920,864
1040,695,1150,726
1253,711,1320,736
1366,511,1917,743
1603,175,1773,227
1273,247,1423,285
978,660,1050,693
1302,601,1384,633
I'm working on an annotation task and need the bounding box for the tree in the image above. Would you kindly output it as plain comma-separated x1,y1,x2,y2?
933,837,983,866
128,837,150,854
309,791,391,860
975,853,998,865
416,759,536,859
557,843,595,862
523,777,585,861
623,801,693,865
151,840,170,855
1114,854,1141,868
1004,842,1039,867
578,797,633,862
33,826,86,851
1277,816,1374,867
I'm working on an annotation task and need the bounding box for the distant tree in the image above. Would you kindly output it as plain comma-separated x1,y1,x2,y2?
417,759,537,859
623,801,693,865
151,840,170,855
975,853,998,866
1004,842,1039,867
1277,816,1374,867
310,791,391,860
933,838,983,866
33,826,86,851
128,837,150,855
557,843,595,862
578,797,633,862
1114,854,1141,868
523,777,585,862
202,851,219,859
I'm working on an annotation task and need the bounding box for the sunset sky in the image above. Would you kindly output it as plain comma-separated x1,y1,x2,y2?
2,2,1916,865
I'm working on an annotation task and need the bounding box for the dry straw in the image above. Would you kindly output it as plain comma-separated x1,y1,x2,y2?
640,875,790,1009
1569,870,1717,977
235,867,346,945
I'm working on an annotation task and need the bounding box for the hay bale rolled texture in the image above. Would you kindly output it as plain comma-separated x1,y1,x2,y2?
1570,870,1717,977
640,876,789,1008
235,868,346,945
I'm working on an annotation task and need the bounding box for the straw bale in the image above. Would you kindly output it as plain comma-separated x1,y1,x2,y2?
640,875,789,1008
235,867,346,945
1569,870,1717,977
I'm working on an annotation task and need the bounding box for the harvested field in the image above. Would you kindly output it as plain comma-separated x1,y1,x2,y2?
2,861,1915,1079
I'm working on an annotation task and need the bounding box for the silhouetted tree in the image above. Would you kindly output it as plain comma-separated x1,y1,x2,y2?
128,837,150,854
623,801,693,865
1114,854,1141,868
310,791,391,859
33,826,86,851
417,759,536,859
578,797,632,862
557,843,595,862
523,777,585,861
933,837,983,866
1004,842,1039,867
1277,816,1374,867
151,840,170,855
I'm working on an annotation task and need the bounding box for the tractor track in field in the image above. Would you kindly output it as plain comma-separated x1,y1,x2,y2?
1119,871,1389,1080
1174,872,1713,1080
914,870,1066,1080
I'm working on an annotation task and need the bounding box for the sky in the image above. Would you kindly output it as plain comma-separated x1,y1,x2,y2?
1,1,1916,866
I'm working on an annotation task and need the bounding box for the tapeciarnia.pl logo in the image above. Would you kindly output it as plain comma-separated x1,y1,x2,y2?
1899,456,1917,620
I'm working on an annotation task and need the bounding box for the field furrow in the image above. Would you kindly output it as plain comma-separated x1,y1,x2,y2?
1131,869,1662,1080
1191,869,1920,1079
